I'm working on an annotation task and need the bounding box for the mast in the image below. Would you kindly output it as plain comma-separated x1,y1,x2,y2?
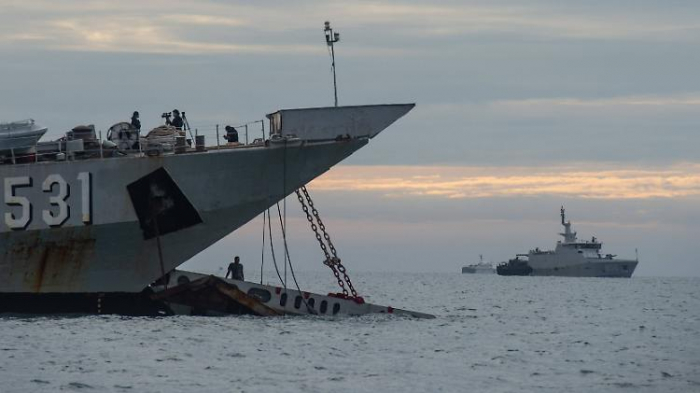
559,206,577,243
324,21,340,107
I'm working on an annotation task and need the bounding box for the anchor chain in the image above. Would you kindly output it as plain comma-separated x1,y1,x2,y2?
295,186,359,299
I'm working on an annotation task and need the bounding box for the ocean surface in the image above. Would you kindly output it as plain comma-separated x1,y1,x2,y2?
1,272,699,393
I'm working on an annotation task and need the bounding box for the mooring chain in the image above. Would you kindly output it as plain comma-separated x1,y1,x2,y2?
325,259,348,296
295,188,347,295
295,189,331,260
301,187,338,258
295,186,359,299
336,262,358,299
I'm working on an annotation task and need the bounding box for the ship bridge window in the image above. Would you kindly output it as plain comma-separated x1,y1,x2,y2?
247,288,271,303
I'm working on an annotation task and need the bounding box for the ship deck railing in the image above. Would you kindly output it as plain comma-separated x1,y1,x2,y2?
0,119,301,165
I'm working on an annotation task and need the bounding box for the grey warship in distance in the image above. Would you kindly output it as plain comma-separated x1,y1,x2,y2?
0,104,414,314
462,255,495,274
497,207,638,277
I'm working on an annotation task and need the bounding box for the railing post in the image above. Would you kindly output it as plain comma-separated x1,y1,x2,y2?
245,124,249,145
99,130,103,158
261,119,265,140
216,124,220,149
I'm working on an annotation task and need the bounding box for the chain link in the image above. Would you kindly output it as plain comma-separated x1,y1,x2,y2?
296,189,330,260
295,186,359,298
301,187,339,258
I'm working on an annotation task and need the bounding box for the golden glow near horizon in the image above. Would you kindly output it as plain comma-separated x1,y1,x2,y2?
309,164,700,200
2,1,698,55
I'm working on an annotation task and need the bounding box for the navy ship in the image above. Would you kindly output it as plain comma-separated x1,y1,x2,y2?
0,104,414,313
462,255,495,274
497,207,638,278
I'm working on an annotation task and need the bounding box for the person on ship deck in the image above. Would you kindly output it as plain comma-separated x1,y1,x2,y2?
224,125,239,144
130,111,141,131
167,109,184,130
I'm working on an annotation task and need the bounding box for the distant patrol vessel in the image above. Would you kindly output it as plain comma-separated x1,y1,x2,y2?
461,255,495,274
0,104,414,314
497,207,638,277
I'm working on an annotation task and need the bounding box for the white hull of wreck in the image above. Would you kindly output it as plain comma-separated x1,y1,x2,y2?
161,270,435,319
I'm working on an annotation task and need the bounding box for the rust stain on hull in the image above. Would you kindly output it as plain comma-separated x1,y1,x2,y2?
3,228,96,293
35,247,51,293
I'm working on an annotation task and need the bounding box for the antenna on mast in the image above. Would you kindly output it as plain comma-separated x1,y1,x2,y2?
559,206,576,243
324,21,341,107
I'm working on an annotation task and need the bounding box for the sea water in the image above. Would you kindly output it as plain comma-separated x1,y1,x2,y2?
1,272,698,392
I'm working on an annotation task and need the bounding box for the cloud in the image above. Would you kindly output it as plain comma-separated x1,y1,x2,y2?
423,94,700,119
334,2,700,41
1,1,698,55
310,164,700,200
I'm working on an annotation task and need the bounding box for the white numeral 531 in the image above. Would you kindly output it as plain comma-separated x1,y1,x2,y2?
4,172,92,230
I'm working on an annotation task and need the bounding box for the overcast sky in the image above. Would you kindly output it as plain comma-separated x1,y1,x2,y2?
1,0,698,277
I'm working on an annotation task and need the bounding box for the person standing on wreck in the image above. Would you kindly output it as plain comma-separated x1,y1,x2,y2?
226,256,244,281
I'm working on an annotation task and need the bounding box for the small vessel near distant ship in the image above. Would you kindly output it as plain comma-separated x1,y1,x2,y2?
462,255,495,274
496,207,639,278
496,256,533,276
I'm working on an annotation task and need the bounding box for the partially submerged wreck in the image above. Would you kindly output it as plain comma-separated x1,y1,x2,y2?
152,272,434,318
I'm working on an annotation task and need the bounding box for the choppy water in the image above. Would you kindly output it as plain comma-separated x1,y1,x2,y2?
1,272,699,393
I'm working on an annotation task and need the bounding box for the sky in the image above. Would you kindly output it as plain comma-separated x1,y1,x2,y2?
1,0,698,277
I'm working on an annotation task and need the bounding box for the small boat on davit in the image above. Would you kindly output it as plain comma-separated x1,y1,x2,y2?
0,119,48,155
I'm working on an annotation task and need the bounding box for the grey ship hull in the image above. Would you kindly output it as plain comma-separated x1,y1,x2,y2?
530,260,638,278
461,266,494,274
0,104,414,305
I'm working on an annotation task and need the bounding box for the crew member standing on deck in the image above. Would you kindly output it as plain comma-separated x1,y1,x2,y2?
168,109,184,130
226,256,244,280
129,111,141,150
224,125,239,144
130,111,141,131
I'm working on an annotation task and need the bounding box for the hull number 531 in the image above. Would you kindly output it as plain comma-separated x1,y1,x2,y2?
4,172,92,230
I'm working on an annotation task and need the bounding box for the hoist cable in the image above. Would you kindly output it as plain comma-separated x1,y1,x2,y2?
260,210,266,285
275,202,315,314
267,208,286,287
